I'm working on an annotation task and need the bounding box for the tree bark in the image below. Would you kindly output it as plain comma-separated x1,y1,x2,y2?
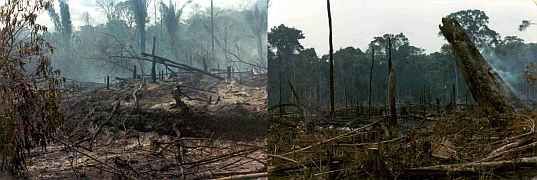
369,48,375,120
151,36,157,82
327,0,335,121
211,0,215,71
386,37,399,137
439,17,526,113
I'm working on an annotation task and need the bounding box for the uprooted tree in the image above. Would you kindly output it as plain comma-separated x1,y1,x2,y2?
439,17,525,114
0,0,63,175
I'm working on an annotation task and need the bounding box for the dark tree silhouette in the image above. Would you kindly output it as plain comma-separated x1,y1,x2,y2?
326,0,335,121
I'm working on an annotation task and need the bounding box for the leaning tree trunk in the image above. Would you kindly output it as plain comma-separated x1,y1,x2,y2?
439,17,526,114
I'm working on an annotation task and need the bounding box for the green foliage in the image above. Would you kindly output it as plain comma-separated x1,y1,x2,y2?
268,25,305,56
267,25,478,108
444,9,501,48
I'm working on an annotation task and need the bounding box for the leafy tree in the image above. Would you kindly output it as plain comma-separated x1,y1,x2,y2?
444,9,501,48
369,33,409,54
496,36,525,56
268,24,305,56
267,24,305,108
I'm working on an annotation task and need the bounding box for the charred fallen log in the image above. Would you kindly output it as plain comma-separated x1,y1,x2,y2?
400,156,537,178
141,53,224,80
111,54,224,80
439,17,526,113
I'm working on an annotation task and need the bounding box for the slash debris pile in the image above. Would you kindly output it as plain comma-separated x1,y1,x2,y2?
267,17,537,179
26,74,269,179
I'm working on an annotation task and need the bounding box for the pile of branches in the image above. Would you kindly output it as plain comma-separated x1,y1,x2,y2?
0,0,63,175
43,133,266,179
268,109,537,179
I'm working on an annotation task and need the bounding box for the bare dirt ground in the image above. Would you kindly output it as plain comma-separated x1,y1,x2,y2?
26,74,269,179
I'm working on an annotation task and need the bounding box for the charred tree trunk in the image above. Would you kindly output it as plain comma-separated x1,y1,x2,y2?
133,65,137,79
327,0,335,121
386,37,399,137
151,36,157,83
369,48,375,120
439,17,525,113
211,0,215,71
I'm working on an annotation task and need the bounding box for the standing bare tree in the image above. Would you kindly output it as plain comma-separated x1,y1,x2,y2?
386,37,399,137
132,0,147,53
47,1,73,74
326,0,335,121
211,0,215,70
160,0,192,63
369,48,375,120
246,0,268,67
131,0,147,79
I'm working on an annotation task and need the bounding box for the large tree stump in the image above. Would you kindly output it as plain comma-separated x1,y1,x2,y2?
439,17,526,113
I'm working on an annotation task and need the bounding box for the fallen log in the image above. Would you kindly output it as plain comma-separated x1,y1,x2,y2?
111,55,223,80
439,17,526,113
141,53,224,80
401,156,537,178
213,172,268,180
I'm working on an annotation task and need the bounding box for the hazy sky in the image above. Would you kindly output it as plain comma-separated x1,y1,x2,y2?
269,0,537,54
37,0,254,31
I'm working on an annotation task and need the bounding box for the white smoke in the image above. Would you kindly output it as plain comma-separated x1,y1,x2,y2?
482,49,521,96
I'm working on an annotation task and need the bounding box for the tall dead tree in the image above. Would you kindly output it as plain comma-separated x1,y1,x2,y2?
160,0,191,63
439,17,525,113
386,37,399,137
369,48,375,120
327,0,335,121
132,0,147,79
151,36,157,82
246,0,268,66
211,0,215,71
132,0,147,53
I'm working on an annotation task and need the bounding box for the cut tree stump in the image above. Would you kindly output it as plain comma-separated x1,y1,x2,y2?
439,17,526,113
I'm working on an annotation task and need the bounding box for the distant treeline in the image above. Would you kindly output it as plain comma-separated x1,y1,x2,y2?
268,10,537,109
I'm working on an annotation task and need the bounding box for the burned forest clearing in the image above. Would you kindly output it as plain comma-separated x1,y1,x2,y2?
266,5,537,179
26,74,269,179
4,0,537,179
0,0,270,179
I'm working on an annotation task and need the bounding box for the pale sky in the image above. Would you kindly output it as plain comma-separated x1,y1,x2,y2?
37,0,254,31
268,0,537,54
